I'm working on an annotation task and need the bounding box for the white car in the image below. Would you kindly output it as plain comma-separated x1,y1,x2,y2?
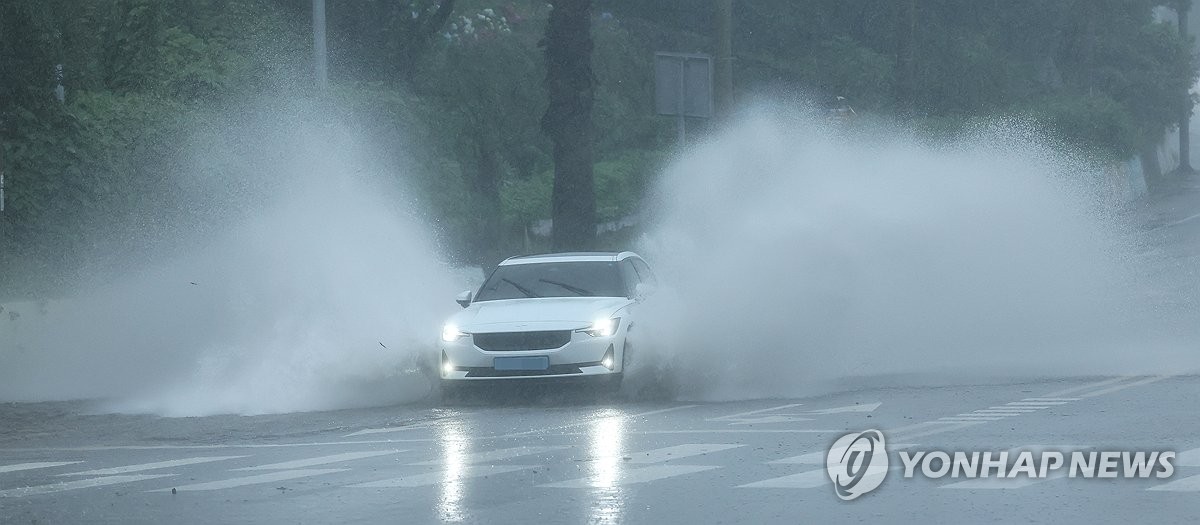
438,252,656,391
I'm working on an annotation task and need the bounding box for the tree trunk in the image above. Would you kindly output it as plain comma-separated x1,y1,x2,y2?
470,133,503,268
1141,138,1164,192
542,0,596,251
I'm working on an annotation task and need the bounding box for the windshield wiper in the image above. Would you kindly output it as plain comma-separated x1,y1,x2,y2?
538,278,594,296
501,278,541,298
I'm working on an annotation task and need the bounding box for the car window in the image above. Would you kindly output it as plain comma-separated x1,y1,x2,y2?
474,261,626,301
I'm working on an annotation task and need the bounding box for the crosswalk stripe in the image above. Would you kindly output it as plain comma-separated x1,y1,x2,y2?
1,474,173,498
1176,447,1200,467
410,446,566,466
626,444,743,464
153,469,346,492
62,456,246,476
739,467,886,489
0,461,83,474
771,444,917,465
543,465,718,488
1148,474,1200,492
351,465,535,488
1042,377,1129,397
234,450,402,471
1078,376,1167,398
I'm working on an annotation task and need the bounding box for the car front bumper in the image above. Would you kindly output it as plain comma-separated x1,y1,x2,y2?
440,330,622,381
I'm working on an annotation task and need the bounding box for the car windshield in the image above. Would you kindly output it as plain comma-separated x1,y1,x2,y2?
474,261,625,301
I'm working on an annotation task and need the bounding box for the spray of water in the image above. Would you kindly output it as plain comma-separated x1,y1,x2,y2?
633,108,1199,401
0,104,462,416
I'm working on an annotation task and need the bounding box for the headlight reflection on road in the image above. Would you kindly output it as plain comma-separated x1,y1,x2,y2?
587,410,626,524
437,419,469,522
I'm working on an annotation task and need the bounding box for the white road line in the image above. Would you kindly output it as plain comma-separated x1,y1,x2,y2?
234,450,402,471
344,424,434,437
1042,376,1130,397
1021,398,1081,402
625,444,743,464
707,403,803,422
1,474,173,498
1162,211,1200,228
972,409,1037,414
984,406,1042,412
352,465,534,488
154,469,346,492
543,465,718,488
939,417,1006,422
955,413,1013,418
1177,447,1200,467
1078,375,1168,398
0,461,82,474
1148,473,1200,492
771,444,917,465
739,466,886,489
410,446,567,466
1005,401,1069,406
62,456,246,477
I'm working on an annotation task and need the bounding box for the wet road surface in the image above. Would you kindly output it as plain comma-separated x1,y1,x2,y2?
2,375,1198,524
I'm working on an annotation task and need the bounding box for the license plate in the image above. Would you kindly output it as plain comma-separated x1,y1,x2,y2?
493,356,550,371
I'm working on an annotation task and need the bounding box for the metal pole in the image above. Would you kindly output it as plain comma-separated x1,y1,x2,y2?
715,0,733,118
677,59,687,145
313,0,328,91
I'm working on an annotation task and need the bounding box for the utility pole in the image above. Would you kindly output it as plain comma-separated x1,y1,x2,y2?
1178,0,1194,174
313,0,328,91
715,0,733,118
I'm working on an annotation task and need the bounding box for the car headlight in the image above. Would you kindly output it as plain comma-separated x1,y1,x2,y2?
578,317,620,337
441,324,467,342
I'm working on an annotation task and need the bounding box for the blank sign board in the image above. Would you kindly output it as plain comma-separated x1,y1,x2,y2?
655,52,713,118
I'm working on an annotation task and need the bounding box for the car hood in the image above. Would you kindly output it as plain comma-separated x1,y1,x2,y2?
447,296,633,333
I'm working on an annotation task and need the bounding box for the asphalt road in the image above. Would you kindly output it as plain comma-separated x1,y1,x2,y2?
1,374,1198,524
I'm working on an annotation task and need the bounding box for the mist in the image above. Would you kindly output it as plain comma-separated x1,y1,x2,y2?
634,108,1200,401
0,103,462,416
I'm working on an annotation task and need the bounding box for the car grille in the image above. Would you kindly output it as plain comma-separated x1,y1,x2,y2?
472,330,572,352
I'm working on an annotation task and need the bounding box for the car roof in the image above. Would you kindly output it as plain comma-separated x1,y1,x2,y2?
498,251,642,266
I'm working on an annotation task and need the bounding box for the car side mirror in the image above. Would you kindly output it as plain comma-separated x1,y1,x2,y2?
455,290,473,308
634,282,652,301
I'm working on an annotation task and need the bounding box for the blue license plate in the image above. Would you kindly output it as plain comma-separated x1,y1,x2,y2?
493,356,550,371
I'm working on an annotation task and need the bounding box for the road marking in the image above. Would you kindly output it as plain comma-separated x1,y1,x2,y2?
543,465,718,488
772,444,917,465
890,421,984,440
0,461,82,474
153,469,346,492
1177,447,1200,467
982,406,1042,412
344,423,435,437
62,456,246,476
352,465,534,488
707,403,803,422
1148,474,1200,492
1005,401,1069,406
971,409,1036,414
939,417,1006,422
234,450,402,471
1,474,173,498
1078,375,1168,398
1162,211,1200,228
739,466,885,489
1021,398,1081,402
625,444,743,464
1042,377,1130,397
410,446,566,466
